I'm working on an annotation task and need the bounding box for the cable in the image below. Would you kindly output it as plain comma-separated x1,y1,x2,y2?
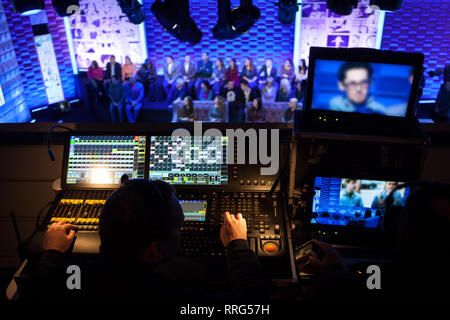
47,125,73,162
36,201,54,229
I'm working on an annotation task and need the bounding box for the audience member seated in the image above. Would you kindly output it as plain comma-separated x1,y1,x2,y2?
276,78,291,102
211,58,226,95
104,55,122,92
180,55,197,97
261,77,277,103
246,98,266,122
177,96,196,122
195,52,213,98
124,76,144,123
293,79,306,103
282,98,299,122
240,80,259,105
240,57,258,89
108,77,125,123
199,80,214,101
294,58,308,85
137,58,157,100
221,80,244,123
167,78,187,104
122,56,136,82
163,56,179,99
209,95,227,122
258,58,278,91
87,60,104,96
225,58,240,87
16,179,269,300
280,59,294,83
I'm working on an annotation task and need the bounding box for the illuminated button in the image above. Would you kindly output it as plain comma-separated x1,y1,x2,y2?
246,180,252,185
263,242,279,254
239,179,245,185
253,180,259,185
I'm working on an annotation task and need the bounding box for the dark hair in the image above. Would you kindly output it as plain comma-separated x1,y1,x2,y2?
338,62,373,82
245,57,254,72
253,97,262,110
110,55,116,59
92,60,99,69
201,80,211,91
241,79,249,86
217,58,224,69
99,179,177,262
229,58,236,70
184,96,194,109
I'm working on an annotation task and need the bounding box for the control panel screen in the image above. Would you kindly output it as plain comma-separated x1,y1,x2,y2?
311,177,409,229
149,135,228,185
66,135,146,185
180,200,207,222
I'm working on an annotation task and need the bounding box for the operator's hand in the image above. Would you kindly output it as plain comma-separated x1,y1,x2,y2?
44,221,77,253
307,240,348,273
220,212,247,247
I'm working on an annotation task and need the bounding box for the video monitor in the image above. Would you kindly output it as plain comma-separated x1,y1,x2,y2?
65,135,146,186
305,47,424,119
149,135,228,185
180,200,207,222
311,177,410,229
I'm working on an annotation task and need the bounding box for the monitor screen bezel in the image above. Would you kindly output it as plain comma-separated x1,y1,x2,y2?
61,132,150,189
304,47,424,120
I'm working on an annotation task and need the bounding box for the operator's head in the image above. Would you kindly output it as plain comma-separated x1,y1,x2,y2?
384,181,398,193
338,62,373,105
99,179,184,264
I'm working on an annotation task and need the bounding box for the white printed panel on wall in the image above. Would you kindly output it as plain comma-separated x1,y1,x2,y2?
69,0,145,70
298,0,382,64
0,85,5,107
35,34,65,104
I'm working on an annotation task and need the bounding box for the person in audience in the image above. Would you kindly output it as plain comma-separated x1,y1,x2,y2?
209,95,227,122
163,56,179,99
277,78,291,102
177,96,195,122
124,75,144,123
294,58,308,84
246,97,266,123
261,77,277,103
179,55,197,97
221,79,244,123
258,58,277,90
104,55,122,92
122,56,136,82
240,57,258,89
87,60,104,96
282,98,299,122
137,59,157,100
167,78,187,104
199,80,213,101
293,79,306,102
195,53,213,98
211,58,226,95
280,59,295,82
225,58,239,87
108,76,125,123
240,80,259,105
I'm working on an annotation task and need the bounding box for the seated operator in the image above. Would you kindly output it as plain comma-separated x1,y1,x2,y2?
16,178,269,300
329,62,386,114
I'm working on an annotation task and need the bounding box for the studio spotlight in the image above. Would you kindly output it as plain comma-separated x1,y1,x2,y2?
117,0,146,25
213,0,260,40
326,0,358,16
52,0,80,17
277,0,299,25
151,0,202,45
11,0,45,16
370,0,403,12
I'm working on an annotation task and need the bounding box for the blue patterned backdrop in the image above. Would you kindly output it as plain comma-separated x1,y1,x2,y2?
143,0,296,74
381,0,450,99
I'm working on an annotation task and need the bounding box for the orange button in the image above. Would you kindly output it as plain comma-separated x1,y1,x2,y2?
263,242,279,254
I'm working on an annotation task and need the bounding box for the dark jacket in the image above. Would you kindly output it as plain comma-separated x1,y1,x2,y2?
105,62,122,80
16,240,268,301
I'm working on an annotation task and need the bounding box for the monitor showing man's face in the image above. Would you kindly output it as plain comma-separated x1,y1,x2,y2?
338,68,370,105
